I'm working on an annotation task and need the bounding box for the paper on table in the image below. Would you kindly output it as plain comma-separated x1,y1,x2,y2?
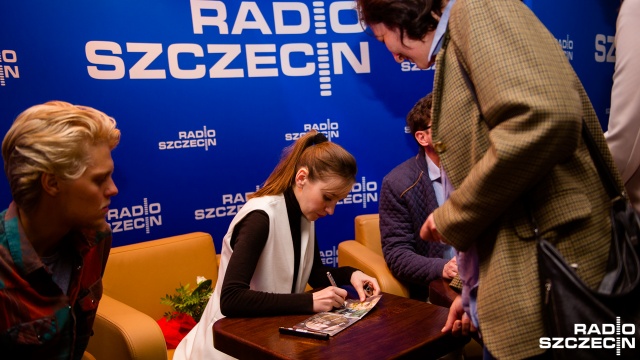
292,295,382,336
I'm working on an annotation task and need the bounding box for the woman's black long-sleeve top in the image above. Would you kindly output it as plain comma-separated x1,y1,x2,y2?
220,188,357,317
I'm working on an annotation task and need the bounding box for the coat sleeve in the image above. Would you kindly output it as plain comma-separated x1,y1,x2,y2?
380,173,447,285
434,0,585,249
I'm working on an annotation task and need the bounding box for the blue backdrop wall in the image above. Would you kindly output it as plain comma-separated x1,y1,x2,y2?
0,0,616,266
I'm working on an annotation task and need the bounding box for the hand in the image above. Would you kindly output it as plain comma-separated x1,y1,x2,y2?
312,286,348,312
420,213,443,242
442,295,477,337
442,256,458,280
350,270,381,301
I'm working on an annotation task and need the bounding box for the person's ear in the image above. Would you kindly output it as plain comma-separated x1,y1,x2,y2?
415,131,429,147
295,167,309,188
41,173,60,196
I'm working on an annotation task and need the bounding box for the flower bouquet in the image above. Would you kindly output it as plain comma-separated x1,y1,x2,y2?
157,276,213,349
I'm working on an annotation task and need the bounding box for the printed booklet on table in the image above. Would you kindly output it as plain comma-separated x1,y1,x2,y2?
292,295,382,336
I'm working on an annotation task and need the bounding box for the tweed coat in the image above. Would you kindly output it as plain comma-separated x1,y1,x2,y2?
430,0,621,358
379,149,450,301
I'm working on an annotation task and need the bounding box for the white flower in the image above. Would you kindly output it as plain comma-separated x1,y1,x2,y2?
196,276,207,285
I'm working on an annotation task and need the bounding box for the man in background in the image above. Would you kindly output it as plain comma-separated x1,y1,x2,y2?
379,93,460,302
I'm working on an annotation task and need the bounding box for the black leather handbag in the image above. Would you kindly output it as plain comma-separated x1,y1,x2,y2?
534,121,640,359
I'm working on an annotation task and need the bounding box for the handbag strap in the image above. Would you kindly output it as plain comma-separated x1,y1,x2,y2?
530,120,623,236
580,120,624,202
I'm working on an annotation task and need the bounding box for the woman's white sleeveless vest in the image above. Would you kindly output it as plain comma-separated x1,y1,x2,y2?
173,194,315,359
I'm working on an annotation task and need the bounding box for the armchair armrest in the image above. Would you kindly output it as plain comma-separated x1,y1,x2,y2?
338,240,409,298
86,295,169,360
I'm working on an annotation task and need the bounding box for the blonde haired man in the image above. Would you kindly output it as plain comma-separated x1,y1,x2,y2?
0,101,120,359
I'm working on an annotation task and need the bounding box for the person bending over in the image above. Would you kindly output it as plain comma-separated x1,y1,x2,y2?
356,0,619,358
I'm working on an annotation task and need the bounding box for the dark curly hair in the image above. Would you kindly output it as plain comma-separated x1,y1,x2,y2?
355,0,444,41
406,93,433,136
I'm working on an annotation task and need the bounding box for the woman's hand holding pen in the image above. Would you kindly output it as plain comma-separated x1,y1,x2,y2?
350,271,380,301
312,286,347,312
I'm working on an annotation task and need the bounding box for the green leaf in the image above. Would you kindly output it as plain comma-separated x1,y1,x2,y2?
159,279,213,322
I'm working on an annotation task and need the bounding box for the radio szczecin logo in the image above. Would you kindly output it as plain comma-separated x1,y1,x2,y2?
159,126,217,151
338,176,378,209
539,317,636,357
0,50,20,87
107,198,162,234
85,1,371,97
194,186,259,220
285,119,339,141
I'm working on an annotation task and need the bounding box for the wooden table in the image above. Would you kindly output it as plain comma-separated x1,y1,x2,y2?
428,279,459,308
213,292,469,359
428,279,485,352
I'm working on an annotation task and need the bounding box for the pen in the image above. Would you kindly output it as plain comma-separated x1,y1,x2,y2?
327,271,346,308
329,271,373,297
326,271,337,287
279,327,330,340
